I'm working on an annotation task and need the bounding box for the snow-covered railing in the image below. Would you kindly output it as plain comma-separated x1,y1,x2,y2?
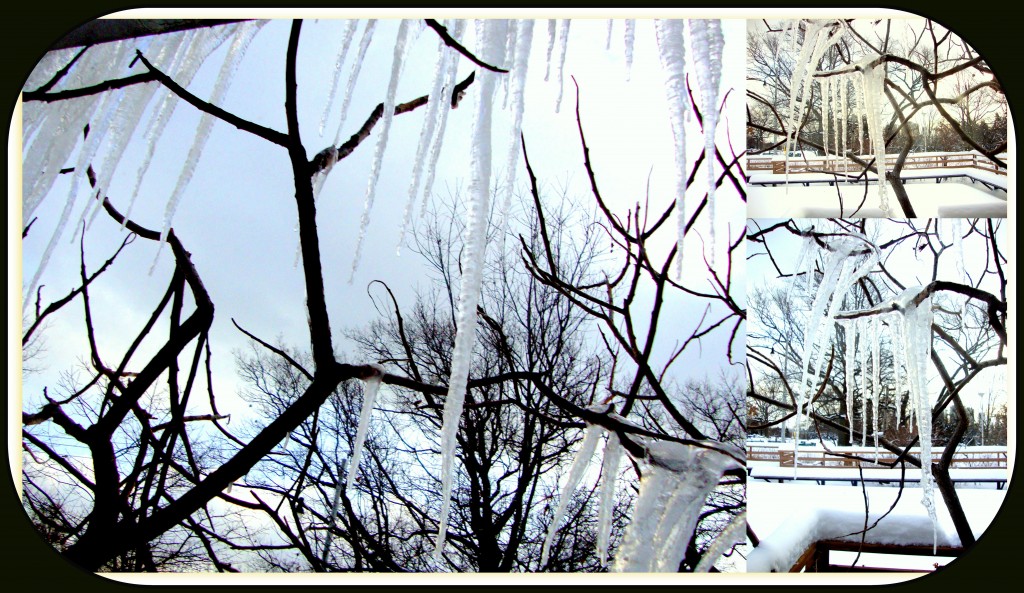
745,152,1007,175
758,448,1008,469
788,540,961,573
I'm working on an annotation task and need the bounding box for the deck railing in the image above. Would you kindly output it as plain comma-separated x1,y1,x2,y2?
789,540,961,573
745,152,1006,176
746,446,1007,469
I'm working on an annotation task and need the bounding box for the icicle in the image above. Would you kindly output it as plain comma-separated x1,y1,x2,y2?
543,19,557,81
786,233,816,303
419,20,467,219
784,22,842,187
64,39,139,243
321,459,346,564
152,21,262,272
87,37,191,234
822,76,831,170
501,19,519,108
605,19,614,51
23,171,83,312
434,19,508,565
855,69,866,157
614,464,675,571
122,28,233,228
845,320,855,441
859,320,868,447
952,219,968,318
623,20,636,81
596,431,623,568
783,21,822,179
24,40,136,308
900,292,938,550
893,312,905,431
694,511,746,572
345,365,385,493
398,19,458,253
689,20,724,267
553,19,571,113
348,19,413,282
654,19,689,279
840,74,849,175
787,19,799,60
871,315,881,458
22,41,115,222
331,20,378,149
21,92,93,223
496,20,535,234
68,83,127,243
794,239,858,456
613,442,740,572
541,423,603,567
318,20,360,137
861,60,891,215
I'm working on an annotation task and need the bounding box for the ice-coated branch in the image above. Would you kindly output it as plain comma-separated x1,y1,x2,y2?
308,71,477,175
132,49,288,147
834,281,1006,343
424,18,509,73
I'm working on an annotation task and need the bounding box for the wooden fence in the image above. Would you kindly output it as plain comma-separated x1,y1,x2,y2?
789,540,961,573
746,152,1006,176
747,447,1007,469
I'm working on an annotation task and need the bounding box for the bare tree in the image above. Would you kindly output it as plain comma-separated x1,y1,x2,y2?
19,18,747,573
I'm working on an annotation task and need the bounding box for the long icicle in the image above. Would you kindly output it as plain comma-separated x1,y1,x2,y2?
540,423,603,567
318,19,360,137
694,511,747,572
419,20,467,219
345,365,385,493
398,18,457,253
553,19,571,113
596,430,623,568
654,19,689,280
349,20,412,282
433,19,507,566
498,19,535,232
689,19,724,267
152,21,263,272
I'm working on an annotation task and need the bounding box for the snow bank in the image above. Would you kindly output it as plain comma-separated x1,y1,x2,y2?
748,182,1007,218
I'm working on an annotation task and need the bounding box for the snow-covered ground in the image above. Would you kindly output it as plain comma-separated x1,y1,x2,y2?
748,465,1008,488
747,482,1006,572
747,171,1007,218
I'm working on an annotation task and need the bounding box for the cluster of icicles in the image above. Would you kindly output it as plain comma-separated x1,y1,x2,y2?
777,19,892,215
22,18,731,570
788,231,939,547
22,20,266,308
538,408,744,571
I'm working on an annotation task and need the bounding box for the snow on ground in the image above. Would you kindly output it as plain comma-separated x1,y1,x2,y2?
748,465,1008,485
747,482,1006,572
747,174,1007,218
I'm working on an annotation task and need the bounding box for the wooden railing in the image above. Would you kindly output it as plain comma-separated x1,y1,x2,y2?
747,447,1007,469
746,152,1007,176
790,540,961,573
